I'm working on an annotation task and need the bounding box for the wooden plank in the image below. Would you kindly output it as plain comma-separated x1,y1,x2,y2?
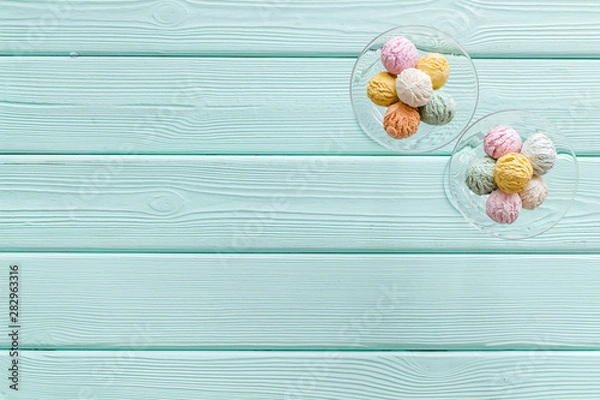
3,351,600,399
0,58,597,155
1,0,600,57
3,253,600,349
0,155,595,253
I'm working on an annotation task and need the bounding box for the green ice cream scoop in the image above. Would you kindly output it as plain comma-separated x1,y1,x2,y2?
465,156,497,196
419,90,456,126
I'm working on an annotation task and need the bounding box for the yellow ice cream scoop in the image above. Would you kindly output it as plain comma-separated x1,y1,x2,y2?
494,153,533,194
416,53,450,90
366,71,398,107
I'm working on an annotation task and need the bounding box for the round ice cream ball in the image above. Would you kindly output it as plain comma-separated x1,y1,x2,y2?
416,53,450,90
366,71,398,107
520,133,557,176
518,175,548,210
383,102,420,139
419,90,456,125
380,36,419,75
396,68,433,108
484,126,523,159
465,156,497,195
486,189,522,224
494,153,533,194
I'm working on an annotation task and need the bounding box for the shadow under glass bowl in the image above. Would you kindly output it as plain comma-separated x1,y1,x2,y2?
350,25,479,154
446,110,579,240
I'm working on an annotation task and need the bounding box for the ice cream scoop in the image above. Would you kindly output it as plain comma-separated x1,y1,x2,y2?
494,152,533,194
380,36,419,75
419,90,456,125
521,133,557,176
518,175,548,210
484,126,523,159
465,156,497,195
416,53,450,89
366,71,398,107
383,102,420,139
396,68,433,108
486,189,522,224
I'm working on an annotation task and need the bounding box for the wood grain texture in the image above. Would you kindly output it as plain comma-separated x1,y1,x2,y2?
3,253,600,349
0,57,598,155
4,351,600,399
1,0,600,57
0,155,596,253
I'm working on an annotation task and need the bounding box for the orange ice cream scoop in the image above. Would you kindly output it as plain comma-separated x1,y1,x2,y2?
494,153,533,194
416,53,450,90
383,102,420,139
367,71,398,107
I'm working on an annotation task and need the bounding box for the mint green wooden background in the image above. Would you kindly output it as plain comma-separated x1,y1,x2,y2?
1,1,600,399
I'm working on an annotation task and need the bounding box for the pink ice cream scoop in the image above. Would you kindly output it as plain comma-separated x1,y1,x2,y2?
486,189,522,224
483,126,523,159
380,36,419,75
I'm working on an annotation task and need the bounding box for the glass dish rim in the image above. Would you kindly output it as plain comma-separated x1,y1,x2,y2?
349,24,480,154
446,109,580,240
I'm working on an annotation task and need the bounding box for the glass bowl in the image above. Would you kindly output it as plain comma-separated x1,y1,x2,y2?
446,110,578,240
350,25,478,154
